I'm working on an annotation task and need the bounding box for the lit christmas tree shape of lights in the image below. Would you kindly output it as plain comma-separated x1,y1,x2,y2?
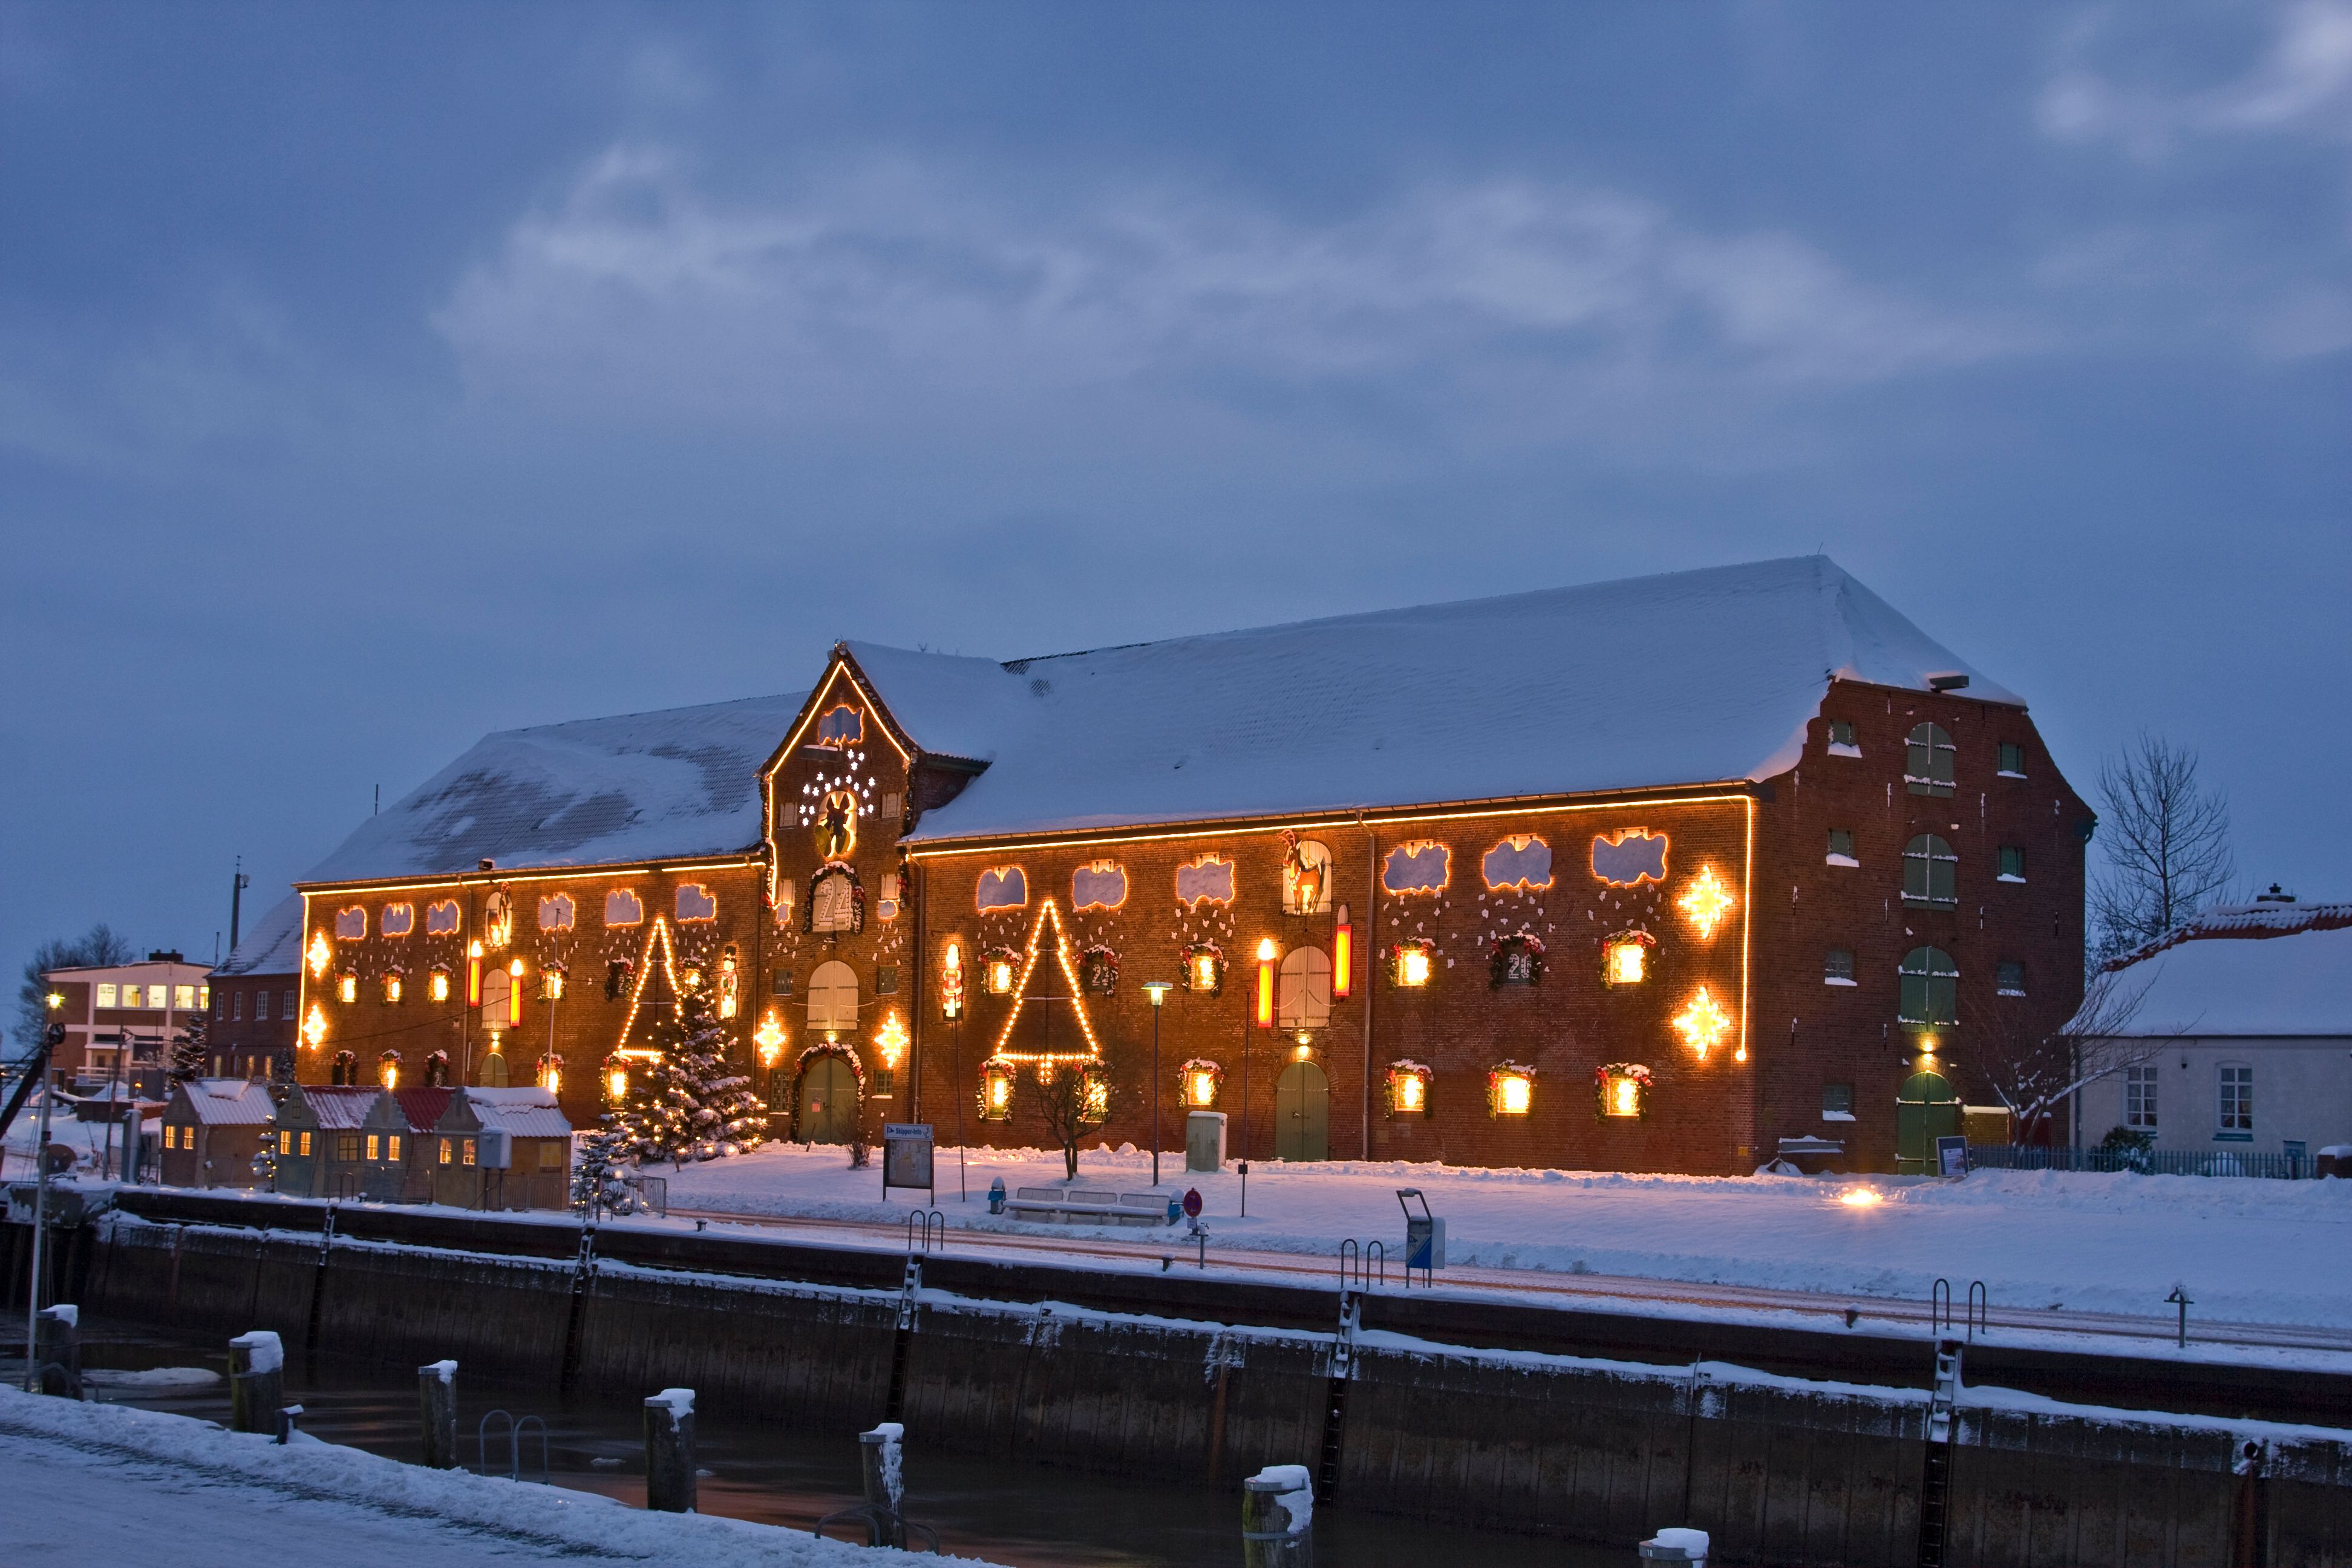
1671,985,1734,1059
1676,866,1735,939
990,899,1106,1068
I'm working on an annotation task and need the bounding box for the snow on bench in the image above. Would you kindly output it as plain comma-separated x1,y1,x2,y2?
1004,1187,1172,1226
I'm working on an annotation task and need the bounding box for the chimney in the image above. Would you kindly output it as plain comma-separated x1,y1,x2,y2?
2254,884,2296,904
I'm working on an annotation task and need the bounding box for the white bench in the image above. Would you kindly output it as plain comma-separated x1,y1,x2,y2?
1004,1187,1172,1226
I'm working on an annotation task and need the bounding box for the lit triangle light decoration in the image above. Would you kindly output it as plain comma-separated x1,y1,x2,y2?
615,916,687,1056
990,898,1105,1067
1676,866,1735,940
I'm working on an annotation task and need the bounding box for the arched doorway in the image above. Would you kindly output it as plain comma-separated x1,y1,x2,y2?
1896,1070,1962,1174
797,1054,860,1145
1274,1059,1330,1161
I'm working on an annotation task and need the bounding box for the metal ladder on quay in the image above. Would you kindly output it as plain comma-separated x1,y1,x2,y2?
1916,1336,1964,1568
1314,1287,1362,1504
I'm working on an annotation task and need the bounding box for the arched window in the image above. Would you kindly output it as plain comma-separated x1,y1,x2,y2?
1898,947,1959,1028
1903,835,1957,907
480,1050,509,1088
1905,724,1956,797
1276,947,1332,1029
807,959,860,1034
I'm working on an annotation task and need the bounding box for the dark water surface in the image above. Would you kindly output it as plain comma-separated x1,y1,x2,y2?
70,1320,1626,1567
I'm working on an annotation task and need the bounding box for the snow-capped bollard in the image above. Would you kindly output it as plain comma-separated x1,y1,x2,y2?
644,1388,696,1513
418,1360,459,1469
227,1331,284,1434
34,1304,79,1396
860,1422,907,1547
1638,1526,1710,1564
275,1404,304,1446
1241,1463,1315,1567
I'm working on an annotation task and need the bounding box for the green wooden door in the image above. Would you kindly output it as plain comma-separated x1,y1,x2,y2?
798,1056,860,1145
1896,1070,1962,1174
1275,1060,1330,1162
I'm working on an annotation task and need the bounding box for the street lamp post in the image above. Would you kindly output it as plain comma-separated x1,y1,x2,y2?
1142,982,1174,1187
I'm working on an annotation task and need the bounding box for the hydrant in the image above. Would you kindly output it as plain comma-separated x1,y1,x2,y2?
987,1175,1007,1215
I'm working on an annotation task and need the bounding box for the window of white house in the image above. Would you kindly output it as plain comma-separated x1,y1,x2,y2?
2126,1064,2158,1129
1903,835,1958,907
1827,829,1858,867
1898,946,1959,1028
1824,949,1857,985
1998,742,2027,777
96,983,118,1007
1905,723,1956,797
1998,846,2025,883
1827,720,1860,756
1822,1083,1854,1120
2217,1064,2253,1136
1996,960,2027,997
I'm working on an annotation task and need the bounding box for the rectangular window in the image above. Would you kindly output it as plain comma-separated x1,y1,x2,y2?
1996,960,2027,996
1828,720,1857,749
2125,1064,2158,1129
231,991,244,1021
199,985,209,1009
1998,846,2026,882
772,971,794,998
1822,1083,1854,1118
1824,948,1857,985
174,985,195,1009
462,1138,477,1167
387,1135,402,1163
881,791,902,819
299,1131,312,1156
2218,1065,2253,1134
877,965,900,995
96,983,118,1007
438,1138,452,1166
539,1141,564,1170
365,1134,381,1161
336,1134,360,1161
278,1131,293,1155
1998,742,2026,777
1826,828,1857,866
162,1125,175,1150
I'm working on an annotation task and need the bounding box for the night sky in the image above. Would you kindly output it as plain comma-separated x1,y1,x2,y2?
2,3,2345,984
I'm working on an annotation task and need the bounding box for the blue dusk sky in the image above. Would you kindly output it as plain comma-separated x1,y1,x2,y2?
1,2,2345,984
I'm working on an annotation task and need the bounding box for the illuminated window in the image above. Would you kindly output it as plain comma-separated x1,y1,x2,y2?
1898,947,1958,1028
1283,837,1336,912
365,1134,381,1161
96,984,117,1007
278,1131,293,1155
1596,1063,1650,1119
1180,943,1223,995
387,1135,402,1163
1179,1059,1223,1108
336,973,358,1004
1905,723,1956,797
299,1131,312,1157
1276,947,1331,1027
1488,1065,1534,1117
439,1138,453,1166
1385,1061,1431,1117
1903,836,1958,907
462,1138,477,1166
1603,930,1655,988
428,967,451,1002
538,1141,564,1171
174,985,195,1009
979,1059,1016,1122
1390,941,1434,988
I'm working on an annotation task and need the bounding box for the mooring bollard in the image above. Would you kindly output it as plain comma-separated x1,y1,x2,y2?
1637,1526,1711,1564
644,1388,696,1513
34,1305,79,1397
1241,1463,1315,1567
227,1331,284,1434
276,1404,304,1446
860,1422,907,1548
419,1359,459,1469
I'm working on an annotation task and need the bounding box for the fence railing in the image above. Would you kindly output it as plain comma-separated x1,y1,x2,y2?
1967,1144,2316,1180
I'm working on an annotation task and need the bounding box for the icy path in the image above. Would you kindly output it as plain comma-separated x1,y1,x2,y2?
0,1388,996,1566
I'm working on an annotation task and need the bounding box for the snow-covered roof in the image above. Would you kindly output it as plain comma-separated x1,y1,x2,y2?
214,893,304,979
2086,917,2352,1039
171,1079,275,1127
298,691,808,887
285,1084,379,1131
449,1086,571,1138
2103,898,2352,970
877,555,2020,841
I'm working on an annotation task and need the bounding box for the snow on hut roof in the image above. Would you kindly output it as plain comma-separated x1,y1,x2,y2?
214,893,304,979
287,1084,381,1131
298,690,809,887
876,555,2022,842
174,1079,276,1127
454,1086,572,1138
2084,912,2352,1039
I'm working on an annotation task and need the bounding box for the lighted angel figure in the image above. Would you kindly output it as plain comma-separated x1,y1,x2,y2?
815,788,858,861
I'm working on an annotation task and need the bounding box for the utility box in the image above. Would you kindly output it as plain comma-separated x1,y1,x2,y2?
476,1128,512,1170
1185,1111,1227,1173
1398,1187,1444,1273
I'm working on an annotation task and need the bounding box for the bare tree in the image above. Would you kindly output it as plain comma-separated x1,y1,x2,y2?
2089,733,2234,968
1966,965,2180,1143
1034,1062,1112,1182
14,923,137,1060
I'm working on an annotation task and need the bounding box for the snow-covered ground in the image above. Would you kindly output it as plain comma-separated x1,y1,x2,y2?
0,1385,998,1566
659,1142,2352,1332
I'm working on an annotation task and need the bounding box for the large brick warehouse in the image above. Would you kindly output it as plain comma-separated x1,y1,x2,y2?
285,557,2090,1174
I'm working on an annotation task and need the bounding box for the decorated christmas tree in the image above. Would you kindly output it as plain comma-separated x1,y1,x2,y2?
570,1122,638,1217
167,1011,208,1082
675,988,766,1158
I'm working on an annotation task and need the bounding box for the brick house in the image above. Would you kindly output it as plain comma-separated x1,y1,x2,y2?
278,558,2087,1173
41,952,214,1098
157,1078,274,1189
207,893,302,1083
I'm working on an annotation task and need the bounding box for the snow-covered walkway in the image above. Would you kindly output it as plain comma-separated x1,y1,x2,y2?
0,1387,997,1566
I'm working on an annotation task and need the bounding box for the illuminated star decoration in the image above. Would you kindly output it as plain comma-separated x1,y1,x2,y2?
1677,866,1734,939
306,929,332,978
1671,986,1734,1059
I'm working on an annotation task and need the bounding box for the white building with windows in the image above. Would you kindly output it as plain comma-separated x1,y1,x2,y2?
2074,897,2352,1165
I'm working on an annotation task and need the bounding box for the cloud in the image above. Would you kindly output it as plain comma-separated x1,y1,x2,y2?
431,146,2017,444
2038,1,2352,154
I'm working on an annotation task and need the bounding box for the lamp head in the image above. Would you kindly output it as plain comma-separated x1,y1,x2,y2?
1142,981,1173,1007
1255,938,1278,963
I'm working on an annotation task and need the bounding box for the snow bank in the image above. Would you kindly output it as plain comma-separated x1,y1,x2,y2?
82,1367,223,1389
0,1387,998,1566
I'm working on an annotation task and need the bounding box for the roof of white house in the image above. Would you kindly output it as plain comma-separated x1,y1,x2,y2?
451,1086,572,1138
298,691,808,887
2083,907,2352,1038
875,555,2020,841
171,1078,276,1127
215,892,304,979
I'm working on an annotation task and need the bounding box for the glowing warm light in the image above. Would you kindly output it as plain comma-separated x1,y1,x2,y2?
981,1059,1016,1120
429,968,451,1003
875,1011,909,1069
1186,1070,1217,1106
1333,911,1353,999
307,930,332,978
541,967,564,1002
1143,980,1173,1008
615,918,688,1052
1917,1033,1940,1057
942,942,965,1019
1492,1070,1533,1116
717,949,739,1020
988,958,1016,995
606,1065,630,1102
1292,1042,1312,1060
1839,1188,1883,1208
540,1058,561,1094
1083,1074,1109,1119
1607,939,1647,986
336,973,357,1004
1255,939,1277,1028
1395,1075,1425,1113
755,1010,786,1067
1192,952,1219,990
1677,866,1735,940
1397,944,1432,987
987,901,1108,1067
383,973,403,1005
1672,985,1735,1058
379,1054,400,1090
1611,1077,1639,1117
44,991,63,1011
301,1003,328,1048
467,941,484,1007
